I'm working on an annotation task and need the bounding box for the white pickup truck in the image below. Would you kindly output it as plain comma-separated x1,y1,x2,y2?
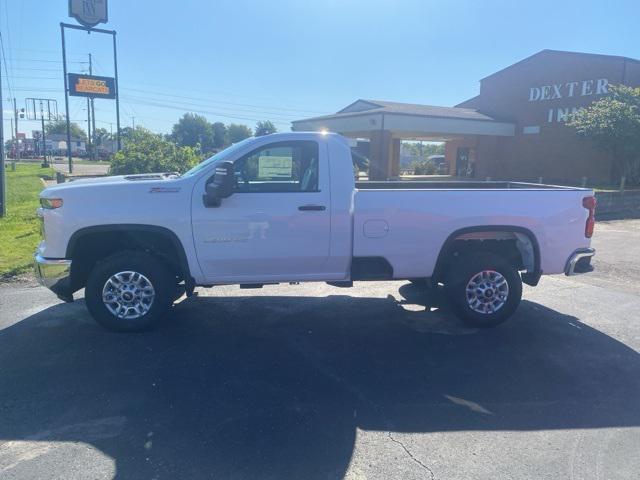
35,132,596,332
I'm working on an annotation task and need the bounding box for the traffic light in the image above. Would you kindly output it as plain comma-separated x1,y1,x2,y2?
19,108,25,119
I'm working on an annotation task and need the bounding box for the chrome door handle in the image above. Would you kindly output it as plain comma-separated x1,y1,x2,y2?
298,205,326,211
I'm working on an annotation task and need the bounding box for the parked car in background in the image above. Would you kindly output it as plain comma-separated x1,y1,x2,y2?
427,154,449,175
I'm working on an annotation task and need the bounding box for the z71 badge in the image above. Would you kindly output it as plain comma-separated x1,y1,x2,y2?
149,187,181,193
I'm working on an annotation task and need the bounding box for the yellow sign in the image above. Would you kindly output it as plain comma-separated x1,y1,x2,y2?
68,73,116,99
75,78,110,95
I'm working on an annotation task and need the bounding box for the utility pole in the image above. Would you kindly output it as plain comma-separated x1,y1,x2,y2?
131,116,135,129
40,100,49,167
0,59,6,217
10,117,13,147
86,54,92,161
86,98,92,158
110,122,114,154
89,54,96,160
13,98,19,170
10,117,17,170
61,23,73,174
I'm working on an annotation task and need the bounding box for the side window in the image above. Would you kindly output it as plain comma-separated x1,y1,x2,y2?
233,141,319,193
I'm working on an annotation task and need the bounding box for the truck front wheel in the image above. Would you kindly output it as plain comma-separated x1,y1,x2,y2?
445,253,522,328
85,251,175,332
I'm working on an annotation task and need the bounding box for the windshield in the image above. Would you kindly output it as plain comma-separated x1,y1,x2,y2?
181,138,255,177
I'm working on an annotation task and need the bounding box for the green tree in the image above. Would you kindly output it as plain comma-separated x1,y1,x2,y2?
109,127,200,175
119,126,135,142
568,85,640,184
92,127,111,146
226,123,253,144
171,113,213,151
212,122,227,149
45,119,87,141
401,141,445,158
254,120,277,136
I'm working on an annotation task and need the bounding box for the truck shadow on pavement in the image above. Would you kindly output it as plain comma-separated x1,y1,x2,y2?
1,283,639,479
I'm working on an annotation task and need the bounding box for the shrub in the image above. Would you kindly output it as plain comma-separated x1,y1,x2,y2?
109,128,201,175
410,160,438,175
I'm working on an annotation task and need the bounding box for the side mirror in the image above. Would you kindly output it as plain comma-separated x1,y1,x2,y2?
203,161,234,207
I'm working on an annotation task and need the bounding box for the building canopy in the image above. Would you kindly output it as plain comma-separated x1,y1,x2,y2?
292,99,515,180
292,99,515,140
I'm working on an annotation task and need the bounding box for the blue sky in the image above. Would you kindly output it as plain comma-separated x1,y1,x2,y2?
2,0,639,137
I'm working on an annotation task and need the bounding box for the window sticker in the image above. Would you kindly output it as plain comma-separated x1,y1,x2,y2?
258,156,293,178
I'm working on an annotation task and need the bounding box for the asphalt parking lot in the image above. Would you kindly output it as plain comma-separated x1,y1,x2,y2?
1,219,639,480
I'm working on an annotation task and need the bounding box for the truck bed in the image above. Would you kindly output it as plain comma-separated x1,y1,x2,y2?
352,186,593,279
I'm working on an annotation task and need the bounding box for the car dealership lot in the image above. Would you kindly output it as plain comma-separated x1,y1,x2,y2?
1,219,639,480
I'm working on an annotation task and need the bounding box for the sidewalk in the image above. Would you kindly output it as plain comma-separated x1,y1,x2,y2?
52,162,110,176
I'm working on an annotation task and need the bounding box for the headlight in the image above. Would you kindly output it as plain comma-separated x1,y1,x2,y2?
40,198,63,209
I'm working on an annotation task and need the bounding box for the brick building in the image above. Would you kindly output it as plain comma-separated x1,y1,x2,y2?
452,49,640,183
293,50,640,183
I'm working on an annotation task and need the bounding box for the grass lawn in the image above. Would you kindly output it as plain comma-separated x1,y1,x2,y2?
0,163,55,278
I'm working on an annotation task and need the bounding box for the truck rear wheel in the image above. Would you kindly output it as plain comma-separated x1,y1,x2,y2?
85,251,174,332
445,253,522,328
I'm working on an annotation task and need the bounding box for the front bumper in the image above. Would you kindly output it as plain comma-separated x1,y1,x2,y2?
564,248,595,276
34,253,74,302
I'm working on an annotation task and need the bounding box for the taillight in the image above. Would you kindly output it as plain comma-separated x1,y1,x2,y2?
583,196,596,238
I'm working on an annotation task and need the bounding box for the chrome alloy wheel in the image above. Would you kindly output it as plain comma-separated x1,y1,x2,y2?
465,270,509,314
102,271,155,320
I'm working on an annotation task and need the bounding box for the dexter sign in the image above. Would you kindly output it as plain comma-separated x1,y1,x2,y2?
528,78,609,102
68,73,116,99
528,78,610,124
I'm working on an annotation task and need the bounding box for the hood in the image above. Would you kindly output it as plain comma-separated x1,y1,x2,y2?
41,172,181,196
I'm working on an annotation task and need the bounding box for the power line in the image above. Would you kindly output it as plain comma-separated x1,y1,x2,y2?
0,31,14,99
6,66,63,72
5,57,87,64
4,75,60,80
122,97,289,124
3,0,15,90
121,86,324,115
116,77,321,113
9,86,59,92
6,47,86,58
94,56,314,119
121,93,303,120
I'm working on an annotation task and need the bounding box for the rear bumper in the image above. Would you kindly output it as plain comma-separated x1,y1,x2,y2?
34,253,74,301
564,248,595,276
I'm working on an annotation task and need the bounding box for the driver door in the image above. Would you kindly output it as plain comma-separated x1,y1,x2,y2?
191,140,332,283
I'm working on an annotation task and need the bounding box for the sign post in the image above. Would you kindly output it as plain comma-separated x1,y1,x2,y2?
0,56,5,217
61,0,116,174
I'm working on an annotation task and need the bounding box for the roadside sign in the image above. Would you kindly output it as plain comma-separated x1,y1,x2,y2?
25,98,58,121
68,73,116,99
68,0,108,28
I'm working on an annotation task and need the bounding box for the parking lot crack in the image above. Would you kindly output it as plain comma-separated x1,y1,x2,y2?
387,432,436,479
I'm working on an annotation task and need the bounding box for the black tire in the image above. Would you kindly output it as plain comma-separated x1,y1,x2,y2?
444,252,522,328
85,251,175,332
